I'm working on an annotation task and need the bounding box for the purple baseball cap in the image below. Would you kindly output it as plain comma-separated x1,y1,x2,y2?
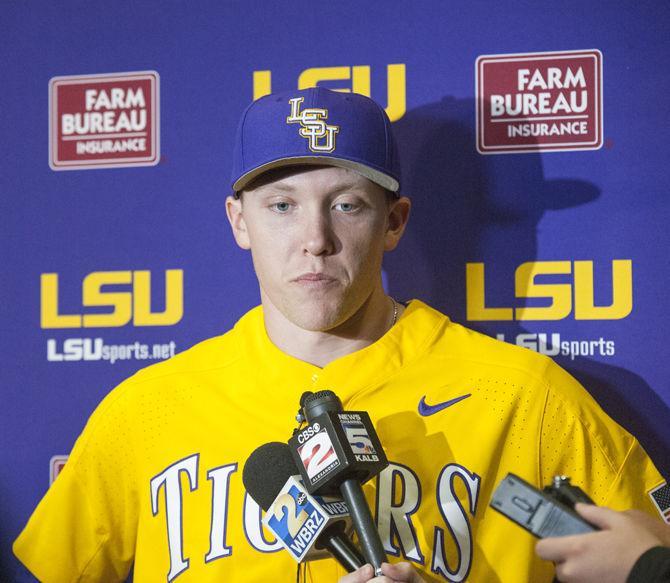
231,87,401,194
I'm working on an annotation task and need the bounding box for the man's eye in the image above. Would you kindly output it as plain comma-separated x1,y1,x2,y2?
272,202,291,213
334,202,356,212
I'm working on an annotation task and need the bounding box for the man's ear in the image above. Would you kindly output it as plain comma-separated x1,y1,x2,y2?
384,196,411,251
225,195,251,250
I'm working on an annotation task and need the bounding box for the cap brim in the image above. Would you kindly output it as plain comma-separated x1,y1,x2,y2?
233,155,399,193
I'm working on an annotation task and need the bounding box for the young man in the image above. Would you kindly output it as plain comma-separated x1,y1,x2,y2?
14,88,666,583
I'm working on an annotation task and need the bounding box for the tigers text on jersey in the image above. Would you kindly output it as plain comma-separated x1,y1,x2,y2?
14,300,665,582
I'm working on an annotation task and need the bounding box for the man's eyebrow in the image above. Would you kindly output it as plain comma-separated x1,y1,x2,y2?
261,182,296,192
328,181,368,194
258,180,367,194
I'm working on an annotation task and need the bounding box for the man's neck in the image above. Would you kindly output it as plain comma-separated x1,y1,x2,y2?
261,290,403,368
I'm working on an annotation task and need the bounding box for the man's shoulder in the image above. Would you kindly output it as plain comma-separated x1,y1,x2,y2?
414,301,556,384
423,307,639,455
77,306,264,436
130,305,264,386
403,301,599,414
130,333,237,384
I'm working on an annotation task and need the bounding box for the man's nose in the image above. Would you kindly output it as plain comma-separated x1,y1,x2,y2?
301,212,336,257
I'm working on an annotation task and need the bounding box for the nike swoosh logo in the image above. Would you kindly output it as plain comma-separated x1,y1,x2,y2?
418,393,471,416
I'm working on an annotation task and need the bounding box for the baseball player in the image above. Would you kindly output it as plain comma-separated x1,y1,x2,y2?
14,88,666,583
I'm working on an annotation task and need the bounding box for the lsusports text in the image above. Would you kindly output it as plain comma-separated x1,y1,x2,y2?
46,338,176,364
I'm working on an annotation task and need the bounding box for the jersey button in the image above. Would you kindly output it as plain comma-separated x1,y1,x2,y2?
311,373,319,383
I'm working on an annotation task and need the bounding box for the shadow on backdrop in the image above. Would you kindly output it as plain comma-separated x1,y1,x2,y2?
385,96,670,479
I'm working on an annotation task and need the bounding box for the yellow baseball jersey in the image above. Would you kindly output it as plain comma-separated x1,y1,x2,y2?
14,300,665,582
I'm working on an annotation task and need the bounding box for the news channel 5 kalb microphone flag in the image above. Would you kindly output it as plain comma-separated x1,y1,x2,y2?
289,390,389,576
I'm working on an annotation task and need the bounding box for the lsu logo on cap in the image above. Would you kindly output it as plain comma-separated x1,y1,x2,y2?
286,97,339,153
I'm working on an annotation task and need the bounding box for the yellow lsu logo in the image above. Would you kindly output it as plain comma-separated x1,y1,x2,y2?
254,64,406,122
287,97,339,152
466,260,632,321
41,270,183,328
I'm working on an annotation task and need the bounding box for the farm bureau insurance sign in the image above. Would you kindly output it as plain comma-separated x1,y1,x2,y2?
476,50,602,153
49,71,160,170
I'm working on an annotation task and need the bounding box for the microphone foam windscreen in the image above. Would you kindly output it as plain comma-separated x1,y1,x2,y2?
242,441,298,511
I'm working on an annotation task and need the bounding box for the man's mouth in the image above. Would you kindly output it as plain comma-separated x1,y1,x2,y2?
293,272,337,285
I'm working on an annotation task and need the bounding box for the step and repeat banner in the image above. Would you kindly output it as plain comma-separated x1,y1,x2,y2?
2,1,669,578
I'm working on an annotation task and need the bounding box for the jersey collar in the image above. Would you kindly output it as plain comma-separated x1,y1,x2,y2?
235,300,450,405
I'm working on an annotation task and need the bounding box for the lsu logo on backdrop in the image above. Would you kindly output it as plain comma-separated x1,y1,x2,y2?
253,64,406,122
476,50,602,153
41,269,183,328
287,97,339,152
49,71,160,170
466,260,632,321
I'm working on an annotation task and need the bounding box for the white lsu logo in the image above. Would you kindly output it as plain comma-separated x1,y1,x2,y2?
286,97,339,153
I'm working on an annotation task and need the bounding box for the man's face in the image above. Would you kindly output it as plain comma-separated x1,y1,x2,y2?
226,166,409,332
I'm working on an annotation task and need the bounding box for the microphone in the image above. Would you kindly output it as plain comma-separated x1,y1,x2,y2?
242,441,365,572
289,390,389,575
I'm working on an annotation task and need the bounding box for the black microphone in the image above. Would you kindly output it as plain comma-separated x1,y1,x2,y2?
289,390,389,576
242,441,365,572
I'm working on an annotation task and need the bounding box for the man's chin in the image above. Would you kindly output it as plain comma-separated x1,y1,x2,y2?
280,301,349,332
285,312,343,333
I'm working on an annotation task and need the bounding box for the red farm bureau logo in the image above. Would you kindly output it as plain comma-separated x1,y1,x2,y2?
49,71,160,170
476,50,602,153
49,455,68,485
